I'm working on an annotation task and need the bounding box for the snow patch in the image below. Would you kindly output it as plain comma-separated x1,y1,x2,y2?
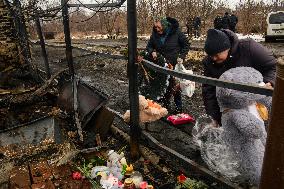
137,35,150,40
236,33,265,42
190,34,206,41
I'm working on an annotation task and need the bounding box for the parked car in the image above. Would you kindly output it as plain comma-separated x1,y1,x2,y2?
265,11,284,42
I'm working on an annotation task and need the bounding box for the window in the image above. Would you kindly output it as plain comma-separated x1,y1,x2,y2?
269,12,284,24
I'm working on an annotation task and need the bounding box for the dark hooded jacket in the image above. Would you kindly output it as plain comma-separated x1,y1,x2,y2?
222,14,230,29
202,29,276,124
214,16,223,30
193,16,201,30
146,17,190,66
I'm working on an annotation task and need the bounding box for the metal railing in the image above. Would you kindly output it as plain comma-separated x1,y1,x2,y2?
142,59,273,96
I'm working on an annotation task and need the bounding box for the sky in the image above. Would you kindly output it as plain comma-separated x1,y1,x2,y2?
224,0,271,9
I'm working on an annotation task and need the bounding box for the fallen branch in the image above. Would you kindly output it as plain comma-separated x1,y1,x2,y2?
33,68,67,96
0,87,36,95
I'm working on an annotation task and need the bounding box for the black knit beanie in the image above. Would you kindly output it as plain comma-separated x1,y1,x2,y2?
204,29,231,56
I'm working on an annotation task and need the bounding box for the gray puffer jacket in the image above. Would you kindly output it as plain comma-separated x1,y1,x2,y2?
146,17,190,66
202,29,276,124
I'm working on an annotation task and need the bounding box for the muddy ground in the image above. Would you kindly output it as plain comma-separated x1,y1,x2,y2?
32,38,284,123
0,39,210,188
2,38,281,188
31,40,207,156
28,41,210,182
30,38,284,164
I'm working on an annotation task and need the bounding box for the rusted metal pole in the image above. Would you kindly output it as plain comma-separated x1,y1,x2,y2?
61,0,74,76
260,57,284,189
142,59,273,96
127,0,140,159
35,12,51,79
61,0,83,141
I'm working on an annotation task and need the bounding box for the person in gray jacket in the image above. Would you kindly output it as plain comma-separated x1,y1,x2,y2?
202,29,276,126
146,17,190,113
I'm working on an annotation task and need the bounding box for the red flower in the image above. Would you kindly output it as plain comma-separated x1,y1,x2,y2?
177,174,187,183
72,172,82,180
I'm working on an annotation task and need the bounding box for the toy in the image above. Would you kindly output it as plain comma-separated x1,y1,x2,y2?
194,67,272,186
215,67,271,185
123,95,168,123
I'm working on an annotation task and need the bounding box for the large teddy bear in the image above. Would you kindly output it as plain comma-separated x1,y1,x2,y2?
215,67,271,185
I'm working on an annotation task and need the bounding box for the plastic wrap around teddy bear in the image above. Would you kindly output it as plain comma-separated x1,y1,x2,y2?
194,67,272,186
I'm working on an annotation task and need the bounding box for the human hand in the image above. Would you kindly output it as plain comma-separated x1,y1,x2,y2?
264,82,273,89
152,51,157,60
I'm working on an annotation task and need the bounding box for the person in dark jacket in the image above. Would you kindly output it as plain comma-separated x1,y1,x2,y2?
193,16,201,38
186,17,193,37
222,12,230,29
214,15,223,30
202,29,276,126
146,17,190,113
229,13,238,32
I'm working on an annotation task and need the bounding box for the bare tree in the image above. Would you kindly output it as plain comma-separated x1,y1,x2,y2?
137,0,152,35
98,10,120,36
24,0,284,38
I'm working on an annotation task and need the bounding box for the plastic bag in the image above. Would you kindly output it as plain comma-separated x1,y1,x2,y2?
192,115,243,183
174,63,195,97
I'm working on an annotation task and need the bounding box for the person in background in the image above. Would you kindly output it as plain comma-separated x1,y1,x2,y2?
222,12,230,30
229,13,238,32
146,17,190,113
202,29,276,126
214,14,223,30
186,17,194,37
193,16,201,38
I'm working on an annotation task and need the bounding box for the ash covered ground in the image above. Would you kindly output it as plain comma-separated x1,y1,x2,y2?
27,39,283,188
31,39,206,161
31,38,284,161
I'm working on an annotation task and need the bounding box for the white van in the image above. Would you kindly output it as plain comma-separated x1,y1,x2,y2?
265,11,284,42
